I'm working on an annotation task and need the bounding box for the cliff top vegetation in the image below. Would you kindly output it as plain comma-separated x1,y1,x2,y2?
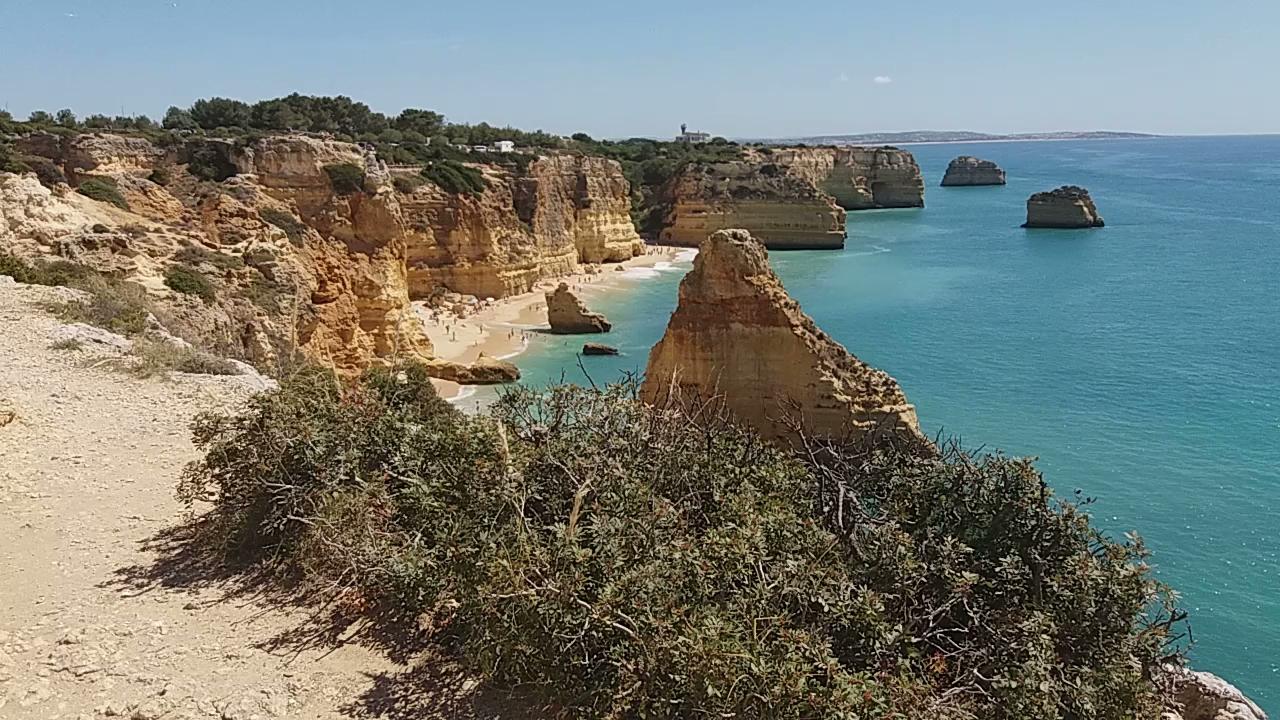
179,363,1186,719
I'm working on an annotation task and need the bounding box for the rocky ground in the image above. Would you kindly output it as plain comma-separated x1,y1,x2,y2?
0,280,509,719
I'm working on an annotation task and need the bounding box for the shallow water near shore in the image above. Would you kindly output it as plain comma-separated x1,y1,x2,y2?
468,136,1280,709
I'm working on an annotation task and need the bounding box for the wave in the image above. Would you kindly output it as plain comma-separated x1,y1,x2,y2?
447,386,478,404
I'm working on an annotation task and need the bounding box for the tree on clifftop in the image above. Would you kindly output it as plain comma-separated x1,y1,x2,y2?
162,106,198,131
190,97,251,130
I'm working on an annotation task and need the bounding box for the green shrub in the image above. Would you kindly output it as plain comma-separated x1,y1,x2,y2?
1,253,98,288
258,208,308,246
0,143,31,173
148,166,171,186
185,143,238,182
391,174,424,194
174,244,244,272
420,160,486,195
323,163,366,195
43,276,151,335
181,376,1181,719
164,264,217,303
76,177,129,210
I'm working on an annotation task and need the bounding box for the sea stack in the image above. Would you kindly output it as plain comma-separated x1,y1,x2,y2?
641,228,924,448
546,282,611,333
940,156,1006,186
1023,186,1105,228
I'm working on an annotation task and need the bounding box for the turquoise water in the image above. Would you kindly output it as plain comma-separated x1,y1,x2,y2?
467,136,1280,709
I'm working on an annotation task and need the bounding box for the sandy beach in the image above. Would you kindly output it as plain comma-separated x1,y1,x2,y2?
421,245,690,400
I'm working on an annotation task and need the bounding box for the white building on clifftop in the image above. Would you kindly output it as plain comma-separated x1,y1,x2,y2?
676,123,711,143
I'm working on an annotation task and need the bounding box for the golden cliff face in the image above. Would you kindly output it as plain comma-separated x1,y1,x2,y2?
642,228,924,448
400,154,643,300
235,136,435,372
400,169,550,301
3,133,645,378
659,146,925,249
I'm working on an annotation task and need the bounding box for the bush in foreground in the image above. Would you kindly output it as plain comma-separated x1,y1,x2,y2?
180,369,1182,719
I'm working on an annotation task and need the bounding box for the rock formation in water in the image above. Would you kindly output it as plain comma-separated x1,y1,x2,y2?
1023,185,1105,228
546,282,611,333
427,354,520,384
2,131,647,381
641,228,924,446
659,146,924,250
582,342,619,356
1163,667,1267,720
940,156,1007,186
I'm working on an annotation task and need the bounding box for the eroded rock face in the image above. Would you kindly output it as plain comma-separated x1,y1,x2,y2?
659,146,924,250
17,132,164,178
402,155,643,300
427,354,520,384
3,132,647,380
941,156,1006,186
546,282,611,333
1163,667,1267,720
1023,186,1105,228
641,228,924,446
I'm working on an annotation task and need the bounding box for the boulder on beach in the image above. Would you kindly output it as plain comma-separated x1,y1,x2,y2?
940,156,1006,186
546,282,611,334
582,342,619,356
1023,186,1105,228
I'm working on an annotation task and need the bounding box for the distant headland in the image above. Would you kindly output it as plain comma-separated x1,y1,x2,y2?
749,130,1160,145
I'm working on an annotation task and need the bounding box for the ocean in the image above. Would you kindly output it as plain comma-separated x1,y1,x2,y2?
462,136,1280,710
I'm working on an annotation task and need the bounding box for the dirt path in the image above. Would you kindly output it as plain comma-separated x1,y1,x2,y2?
0,279,487,719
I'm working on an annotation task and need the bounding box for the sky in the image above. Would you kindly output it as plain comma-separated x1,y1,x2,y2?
2,0,1278,139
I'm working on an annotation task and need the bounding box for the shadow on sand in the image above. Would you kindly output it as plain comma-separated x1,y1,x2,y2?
102,516,539,719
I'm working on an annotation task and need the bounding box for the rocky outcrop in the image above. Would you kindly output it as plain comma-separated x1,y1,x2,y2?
940,156,1006,186
1163,667,1267,720
1023,186,1105,228
402,155,643,300
516,154,646,264
641,228,924,447
775,146,926,210
16,132,163,178
3,132,647,380
658,146,924,250
427,354,520,384
546,282,611,333
582,342,619,356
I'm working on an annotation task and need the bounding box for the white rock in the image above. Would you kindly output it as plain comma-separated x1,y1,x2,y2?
50,324,133,352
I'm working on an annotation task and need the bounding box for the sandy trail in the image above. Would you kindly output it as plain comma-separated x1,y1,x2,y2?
0,280,505,719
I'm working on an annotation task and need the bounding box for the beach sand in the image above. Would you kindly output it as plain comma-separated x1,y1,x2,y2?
421,245,688,400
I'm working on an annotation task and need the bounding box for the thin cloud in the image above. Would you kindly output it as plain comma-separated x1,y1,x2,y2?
837,72,850,83
873,76,893,85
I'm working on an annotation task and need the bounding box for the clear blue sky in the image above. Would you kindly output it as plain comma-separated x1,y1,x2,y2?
3,0,1277,138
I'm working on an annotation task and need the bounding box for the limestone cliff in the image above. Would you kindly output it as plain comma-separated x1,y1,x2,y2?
402,154,643,300
3,132,647,379
641,228,923,447
941,156,1007,186
1023,185,1105,228
659,146,924,249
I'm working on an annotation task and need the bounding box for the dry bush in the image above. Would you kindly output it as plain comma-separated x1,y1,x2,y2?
122,339,239,379
180,373,1183,719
